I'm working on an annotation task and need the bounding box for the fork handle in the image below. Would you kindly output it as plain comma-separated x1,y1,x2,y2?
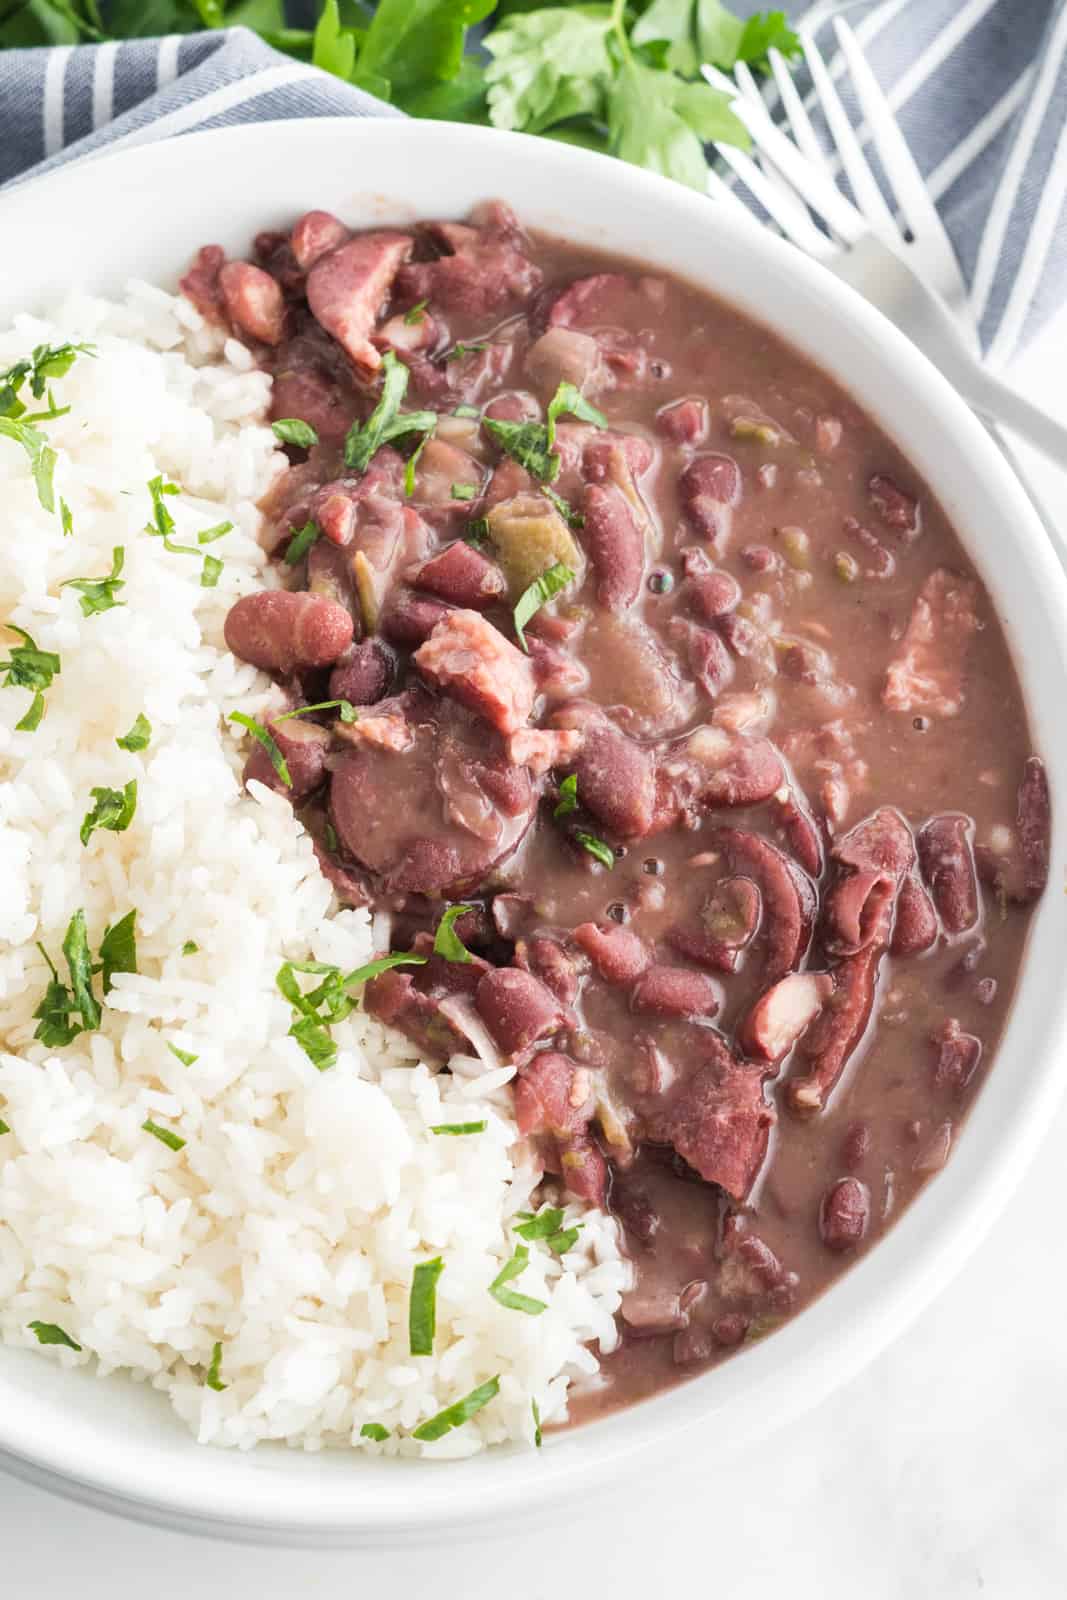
957,367,1067,469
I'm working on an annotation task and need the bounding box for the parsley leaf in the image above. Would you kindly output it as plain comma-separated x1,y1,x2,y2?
284,519,320,566
575,830,616,868
412,1376,500,1442
205,1341,227,1392
430,1120,487,1135
116,713,151,751
79,780,137,847
144,477,228,586
433,903,475,964
404,300,429,325
360,1422,390,1441
0,416,57,511
608,60,749,191
483,415,560,484
554,773,579,818
272,418,319,448
513,561,574,651
409,1256,445,1356
167,1041,198,1067
695,1,800,72
228,711,291,788
181,941,199,957
532,1398,543,1447
274,699,358,725
99,909,137,994
28,1320,81,1352
488,1244,547,1315
143,1118,186,1152
2,623,60,731
62,545,126,617
344,351,437,474
545,380,607,447
485,6,614,136
544,484,584,530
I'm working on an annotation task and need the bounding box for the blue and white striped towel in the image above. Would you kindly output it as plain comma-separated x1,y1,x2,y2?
1,0,1064,366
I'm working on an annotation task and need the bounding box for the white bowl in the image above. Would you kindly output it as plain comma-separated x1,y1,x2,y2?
1,118,1065,1545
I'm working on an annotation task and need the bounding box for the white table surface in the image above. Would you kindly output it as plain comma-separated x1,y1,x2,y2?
3,314,1065,1600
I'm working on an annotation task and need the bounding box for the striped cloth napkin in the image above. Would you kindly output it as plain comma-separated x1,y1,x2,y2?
0,0,1063,366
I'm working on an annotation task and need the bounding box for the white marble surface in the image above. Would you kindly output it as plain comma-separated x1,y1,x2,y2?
3,321,1065,1600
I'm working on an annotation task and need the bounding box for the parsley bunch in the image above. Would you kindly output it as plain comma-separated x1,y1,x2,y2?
0,2,799,190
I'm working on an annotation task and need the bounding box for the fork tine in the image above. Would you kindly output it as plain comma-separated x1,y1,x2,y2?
831,18,959,264
768,47,834,178
702,62,866,245
710,140,838,259
801,29,898,243
730,60,828,233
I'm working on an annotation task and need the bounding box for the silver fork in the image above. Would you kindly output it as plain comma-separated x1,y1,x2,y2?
700,17,1067,468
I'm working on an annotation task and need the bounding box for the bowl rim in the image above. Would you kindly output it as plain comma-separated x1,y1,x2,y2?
1,114,1066,1545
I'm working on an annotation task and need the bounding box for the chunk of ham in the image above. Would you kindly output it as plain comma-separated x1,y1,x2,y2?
657,1030,774,1200
306,231,413,371
414,609,536,736
505,727,583,776
883,568,980,717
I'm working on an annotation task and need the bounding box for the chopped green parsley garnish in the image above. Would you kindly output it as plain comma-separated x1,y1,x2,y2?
453,405,480,420
515,1207,565,1240
465,516,490,545
99,909,137,994
28,1320,81,1352
0,1118,9,1135
228,711,291,788
544,484,584,530
181,941,199,956
0,341,94,420
360,1422,390,1441
409,1256,445,1356
143,1118,186,1152
0,416,57,511
403,300,429,326
446,342,488,363
144,475,230,586
274,699,357,725
2,623,60,730
412,1376,500,1442
167,1042,198,1067
430,1121,487,1136
33,909,100,1047
404,431,431,497
432,904,475,964
488,1244,547,1316
275,952,428,1069
344,351,436,474
272,418,319,448
62,546,126,617
532,1398,542,1448
116,712,152,751
574,831,615,869
513,561,574,652
554,773,578,818
205,1340,227,1392
545,380,606,448
60,498,74,537
79,780,137,847
451,482,477,501
284,519,320,566
485,379,607,488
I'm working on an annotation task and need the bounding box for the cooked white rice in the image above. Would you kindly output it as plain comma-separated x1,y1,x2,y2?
0,283,629,1458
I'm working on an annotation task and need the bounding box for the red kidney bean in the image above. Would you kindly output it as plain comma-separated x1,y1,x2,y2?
218,261,286,345
841,1121,872,1170
574,921,651,985
410,542,504,609
224,590,354,674
868,473,920,539
891,871,940,955
679,453,742,548
244,715,330,798
918,813,979,934
668,874,762,973
328,638,396,706
713,829,816,983
819,1177,870,1251
631,965,720,1018
582,482,646,611
932,1017,982,1095
518,937,580,1006
688,569,742,621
